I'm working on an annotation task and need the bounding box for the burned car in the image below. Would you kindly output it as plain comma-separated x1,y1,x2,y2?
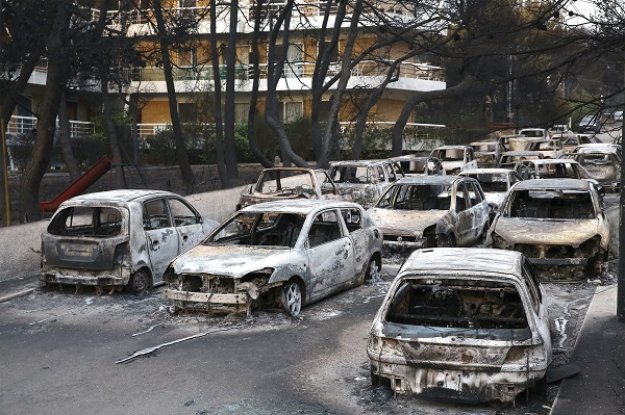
430,145,478,175
497,150,544,169
469,139,505,167
237,167,345,209
390,155,445,176
459,168,522,210
489,179,609,279
328,159,405,208
514,159,592,181
163,200,383,316
573,151,621,191
41,190,218,294
368,176,490,253
368,248,552,403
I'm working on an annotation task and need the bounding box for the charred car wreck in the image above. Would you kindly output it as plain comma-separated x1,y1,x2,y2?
163,200,383,316
489,179,610,280
368,248,552,404
41,190,217,294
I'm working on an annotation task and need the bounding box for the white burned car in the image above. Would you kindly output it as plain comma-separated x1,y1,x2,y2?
163,200,383,316
328,159,405,208
489,179,610,279
430,145,478,175
368,248,552,403
237,167,345,209
41,190,218,294
368,176,490,253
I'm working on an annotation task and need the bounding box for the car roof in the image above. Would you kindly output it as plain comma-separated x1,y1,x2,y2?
432,145,469,150
512,178,592,191
400,248,524,277
576,143,620,153
460,168,515,175
501,150,543,156
525,158,580,165
239,199,362,214
393,175,457,185
60,189,181,205
329,159,390,167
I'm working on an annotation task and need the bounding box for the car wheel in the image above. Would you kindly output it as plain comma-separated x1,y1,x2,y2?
281,281,302,317
126,269,152,296
437,233,456,247
364,257,381,283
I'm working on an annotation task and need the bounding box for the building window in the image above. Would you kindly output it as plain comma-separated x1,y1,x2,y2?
178,48,196,68
285,102,303,122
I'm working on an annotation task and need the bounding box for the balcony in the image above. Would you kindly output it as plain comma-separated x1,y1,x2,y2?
6,116,94,139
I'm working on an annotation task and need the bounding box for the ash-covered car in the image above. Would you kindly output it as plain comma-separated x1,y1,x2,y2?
237,167,345,209
497,150,545,169
514,159,592,181
41,190,218,294
368,176,490,254
469,139,505,167
328,159,405,208
489,179,609,279
430,145,478,175
390,155,445,176
368,248,552,403
459,168,522,211
163,200,383,316
572,151,621,191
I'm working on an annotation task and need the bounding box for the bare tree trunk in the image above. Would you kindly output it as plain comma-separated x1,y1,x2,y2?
101,77,125,188
246,0,272,168
20,4,71,222
223,0,239,180
391,78,473,156
318,0,363,168
264,0,309,167
153,0,194,193
209,0,229,188
58,91,80,180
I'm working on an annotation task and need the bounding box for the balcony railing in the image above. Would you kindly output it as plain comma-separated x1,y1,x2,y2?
131,60,444,83
6,116,94,138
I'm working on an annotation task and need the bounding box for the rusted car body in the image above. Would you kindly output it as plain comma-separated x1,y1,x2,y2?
391,155,445,176
459,168,522,209
368,176,490,254
489,179,609,279
572,151,621,191
41,190,218,294
237,167,345,210
368,248,552,403
163,200,383,316
514,159,592,181
328,159,405,208
497,150,544,169
430,146,478,175
469,140,505,167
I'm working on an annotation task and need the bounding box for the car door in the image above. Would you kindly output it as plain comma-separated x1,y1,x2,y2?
143,198,179,281
466,181,489,240
305,209,355,300
452,181,474,245
340,207,368,282
167,197,205,254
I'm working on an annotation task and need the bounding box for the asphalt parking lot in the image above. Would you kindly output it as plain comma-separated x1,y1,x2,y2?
0,259,607,415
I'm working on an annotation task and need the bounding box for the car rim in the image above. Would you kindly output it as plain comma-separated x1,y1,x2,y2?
367,260,380,281
285,283,301,316
131,271,148,295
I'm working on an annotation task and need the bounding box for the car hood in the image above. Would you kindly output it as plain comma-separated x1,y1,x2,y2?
171,244,300,278
495,217,601,246
484,192,506,207
369,208,448,234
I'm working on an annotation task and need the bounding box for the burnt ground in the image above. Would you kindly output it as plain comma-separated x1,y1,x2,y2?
0,261,611,415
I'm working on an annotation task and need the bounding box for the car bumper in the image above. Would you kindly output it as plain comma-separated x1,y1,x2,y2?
41,267,129,287
164,289,249,306
369,359,545,403
382,238,427,254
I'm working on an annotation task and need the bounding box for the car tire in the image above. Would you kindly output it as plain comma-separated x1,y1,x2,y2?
364,256,381,283
437,233,456,247
126,269,152,296
281,281,302,317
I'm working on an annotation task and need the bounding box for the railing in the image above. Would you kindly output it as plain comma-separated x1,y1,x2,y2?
6,116,94,138
106,7,205,26
131,59,444,83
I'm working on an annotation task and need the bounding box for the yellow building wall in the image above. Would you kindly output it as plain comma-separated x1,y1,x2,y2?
372,99,405,122
140,101,171,124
